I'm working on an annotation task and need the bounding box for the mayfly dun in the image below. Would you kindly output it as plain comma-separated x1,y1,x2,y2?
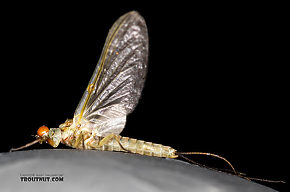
11,11,256,179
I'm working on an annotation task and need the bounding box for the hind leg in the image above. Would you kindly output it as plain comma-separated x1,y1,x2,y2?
97,133,129,152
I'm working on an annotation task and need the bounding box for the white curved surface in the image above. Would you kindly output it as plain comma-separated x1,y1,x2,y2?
0,149,277,192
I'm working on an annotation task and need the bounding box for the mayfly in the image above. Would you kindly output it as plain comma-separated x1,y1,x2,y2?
10,11,238,175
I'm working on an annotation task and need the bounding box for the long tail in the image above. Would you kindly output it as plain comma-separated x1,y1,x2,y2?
176,151,237,174
176,151,285,183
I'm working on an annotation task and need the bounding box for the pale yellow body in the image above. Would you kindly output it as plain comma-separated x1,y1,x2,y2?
63,132,178,158
95,135,178,158
59,120,177,159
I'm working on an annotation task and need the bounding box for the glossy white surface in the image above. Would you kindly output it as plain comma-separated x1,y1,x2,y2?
0,149,276,192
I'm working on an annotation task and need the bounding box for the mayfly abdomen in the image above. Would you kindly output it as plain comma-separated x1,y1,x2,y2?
97,135,178,158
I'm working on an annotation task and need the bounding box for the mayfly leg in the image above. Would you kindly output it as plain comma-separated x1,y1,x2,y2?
10,138,41,152
98,134,130,152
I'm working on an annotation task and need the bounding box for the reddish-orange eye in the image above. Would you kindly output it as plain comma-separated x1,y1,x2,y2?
37,126,49,137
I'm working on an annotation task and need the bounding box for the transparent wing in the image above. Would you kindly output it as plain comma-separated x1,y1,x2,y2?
73,11,148,137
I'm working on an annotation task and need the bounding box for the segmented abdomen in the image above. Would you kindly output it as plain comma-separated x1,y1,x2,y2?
96,135,178,158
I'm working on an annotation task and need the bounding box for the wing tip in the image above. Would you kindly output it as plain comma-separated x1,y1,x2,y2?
124,10,145,21
127,10,140,16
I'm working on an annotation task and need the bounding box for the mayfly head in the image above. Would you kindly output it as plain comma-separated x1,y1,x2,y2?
37,126,62,148
37,125,49,138
10,126,62,152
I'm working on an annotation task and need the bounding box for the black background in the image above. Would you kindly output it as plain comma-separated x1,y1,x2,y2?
1,2,288,191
